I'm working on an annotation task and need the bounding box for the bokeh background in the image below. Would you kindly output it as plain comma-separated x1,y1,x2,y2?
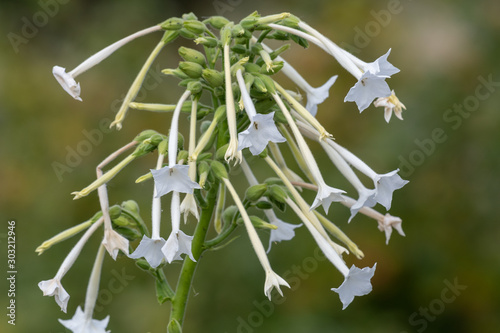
1,0,500,332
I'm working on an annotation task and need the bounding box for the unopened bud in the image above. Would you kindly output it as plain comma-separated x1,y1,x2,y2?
187,80,203,94
194,37,219,48
222,205,238,224
215,144,229,161
255,201,273,210
162,68,189,80
245,184,268,201
161,17,183,30
179,61,203,79
202,68,224,87
158,139,169,155
211,160,228,179
179,47,206,66
109,205,122,220
204,16,230,29
134,129,159,142
121,200,140,215
183,20,206,34
267,185,288,203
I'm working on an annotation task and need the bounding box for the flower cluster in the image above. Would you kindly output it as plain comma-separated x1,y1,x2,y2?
41,12,408,332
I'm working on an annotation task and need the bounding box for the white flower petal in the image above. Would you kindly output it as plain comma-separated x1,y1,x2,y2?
373,169,409,210
344,72,392,112
237,112,286,155
305,75,338,116
180,193,200,223
52,66,82,101
264,270,290,300
348,188,377,222
38,278,70,313
151,164,202,197
332,264,377,310
59,306,110,333
267,217,302,253
311,184,345,214
162,230,196,264
102,228,129,260
378,214,405,245
128,235,166,268
365,49,400,77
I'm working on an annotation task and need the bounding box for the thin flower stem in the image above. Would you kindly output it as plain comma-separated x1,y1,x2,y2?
169,182,219,328
83,244,106,319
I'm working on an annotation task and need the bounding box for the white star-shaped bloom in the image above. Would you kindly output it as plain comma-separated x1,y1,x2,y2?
38,278,70,313
59,306,110,333
311,184,345,214
180,193,200,223
102,228,129,260
238,112,286,155
264,269,290,300
348,188,377,222
364,49,400,77
267,217,302,253
344,71,392,112
332,264,377,310
162,230,196,264
151,164,201,197
373,169,409,210
128,235,166,268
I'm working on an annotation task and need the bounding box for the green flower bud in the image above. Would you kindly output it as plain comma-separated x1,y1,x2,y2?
259,61,284,74
133,134,166,157
196,107,211,120
160,17,184,30
134,129,159,142
240,17,259,30
214,105,227,121
254,74,276,93
180,28,197,39
135,258,153,271
198,161,210,187
158,139,169,155
204,16,230,29
221,23,233,45
115,226,141,241
210,160,228,179
179,46,207,66
252,76,268,93
179,61,203,79
273,108,288,124
182,12,198,21
109,205,122,220
245,184,268,202
121,200,140,215
162,68,189,80
264,177,284,186
187,80,203,94
267,184,288,203
258,147,268,158
244,63,261,73
231,44,248,55
268,30,290,41
280,15,301,29
222,205,238,224
183,20,206,34
194,37,219,48
231,24,246,38
112,216,130,227
255,201,273,210
202,68,224,87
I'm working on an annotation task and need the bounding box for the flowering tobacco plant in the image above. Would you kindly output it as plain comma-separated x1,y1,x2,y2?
39,12,408,332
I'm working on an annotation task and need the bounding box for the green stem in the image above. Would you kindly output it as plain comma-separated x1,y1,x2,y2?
169,183,218,329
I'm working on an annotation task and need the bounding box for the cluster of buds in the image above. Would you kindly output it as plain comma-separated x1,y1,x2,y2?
41,11,408,332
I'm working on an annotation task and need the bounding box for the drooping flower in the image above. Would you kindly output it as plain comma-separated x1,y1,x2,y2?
151,165,201,197
38,279,70,313
52,25,161,101
332,264,377,310
129,235,166,268
59,306,110,333
101,228,129,260
378,214,405,245
161,192,196,263
180,193,199,223
344,71,392,112
374,90,406,123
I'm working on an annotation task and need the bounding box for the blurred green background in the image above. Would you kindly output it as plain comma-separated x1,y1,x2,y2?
1,0,500,332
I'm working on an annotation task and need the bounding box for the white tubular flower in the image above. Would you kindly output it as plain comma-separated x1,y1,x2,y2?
39,217,104,312
272,92,344,213
236,69,286,155
151,165,202,196
344,71,392,112
161,191,196,263
329,140,408,210
240,157,302,253
59,245,110,333
180,194,199,223
285,197,376,309
374,90,406,123
52,25,161,101
223,43,242,164
332,264,377,310
223,177,290,300
59,306,110,333
129,153,167,268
